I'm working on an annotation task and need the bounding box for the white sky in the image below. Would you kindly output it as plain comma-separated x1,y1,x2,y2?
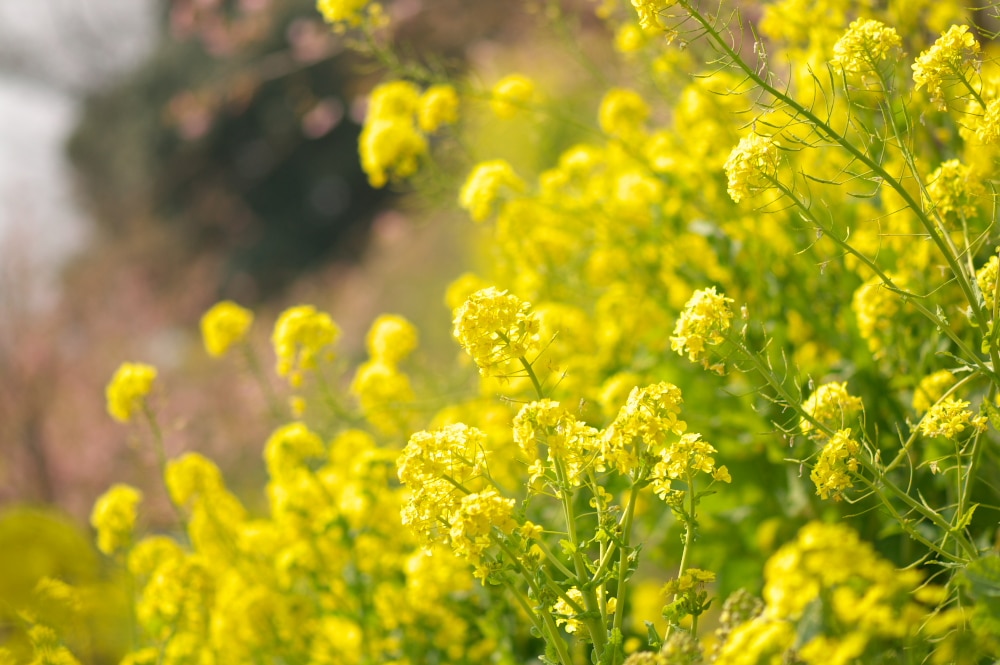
0,0,156,305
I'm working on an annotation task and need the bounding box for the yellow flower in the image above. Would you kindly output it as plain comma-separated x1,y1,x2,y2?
271,304,340,386
912,370,957,414
912,25,980,110
490,74,535,119
458,160,526,222
810,428,861,500
800,382,864,438
831,18,902,76
200,300,253,358
598,88,650,139
264,422,325,480
91,484,143,555
106,362,157,423
924,159,984,219
630,0,677,29
418,84,460,133
365,313,419,365
724,132,780,203
316,0,374,28
452,287,540,376
671,287,734,366
918,396,987,439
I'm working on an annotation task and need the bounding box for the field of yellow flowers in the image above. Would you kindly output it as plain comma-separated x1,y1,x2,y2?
9,0,1000,663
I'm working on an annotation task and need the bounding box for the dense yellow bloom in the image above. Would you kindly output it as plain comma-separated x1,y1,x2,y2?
977,254,999,313
724,132,780,203
973,97,1000,143
271,304,340,386
913,370,957,414
200,300,253,358
264,422,325,480
924,159,984,218
350,360,416,434
449,489,517,576
918,396,987,439
799,381,864,438
912,25,980,109
91,484,142,555
165,453,224,507
630,0,677,29
810,428,861,500
671,287,734,366
316,0,371,27
514,400,598,485
418,84,460,133
852,277,898,356
26,625,82,665
365,313,418,365
359,81,428,187
831,18,901,76
598,88,650,139
458,160,526,222
105,362,157,423
603,382,686,473
452,287,540,377
714,618,794,665
490,74,535,119
652,433,729,501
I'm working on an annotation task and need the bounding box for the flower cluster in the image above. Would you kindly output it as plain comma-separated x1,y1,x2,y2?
723,132,780,203
651,433,730,503
924,159,984,219
912,25,981,109
912,370,957,414
670,287,735,368
852,277,899,356
458,160,526,223
359,80,458,187
316,0,377,29
977,253,999,313
973,97,1000,144
598,88,650,139
351,314,418,434
90,484,143,555
106,362,158,423
810,428,861,500
489,74,535,119
514,399,599,486
831,18,901,77
200,300,253,358
918,396,988,439
630,0,677,29
799,381,864,438
271,304,340,386
452,287,541,377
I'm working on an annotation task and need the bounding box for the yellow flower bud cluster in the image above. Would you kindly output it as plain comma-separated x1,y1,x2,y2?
90,484,143,555
973,97,1000,144
360,81,459,188
923,159,984,219
918,396,988,439
514,399,599,487
350,314,419,434
830,18,902,77
852,277,899,357
630,0,678,29
977,253,1000,314
458,160,526,223
200,300,253,358
810,428,861,500
651,433,731,503
105,362,157,423
316,0,377,29
671,287,734,368
718,522,942,663
452,287,541,378
598,88,650,139
723,132,780,203
912,370,957,414
489,74,535,119
449,489,517,579
271,304,340,386
799,381,864,438
912,25,980,110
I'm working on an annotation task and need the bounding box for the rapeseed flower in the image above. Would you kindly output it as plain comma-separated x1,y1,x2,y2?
91,484,143,555
200,300,253,358
106,362,157,423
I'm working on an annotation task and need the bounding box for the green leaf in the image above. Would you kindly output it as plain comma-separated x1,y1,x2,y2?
645,621,663,650
965,555,1000,599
